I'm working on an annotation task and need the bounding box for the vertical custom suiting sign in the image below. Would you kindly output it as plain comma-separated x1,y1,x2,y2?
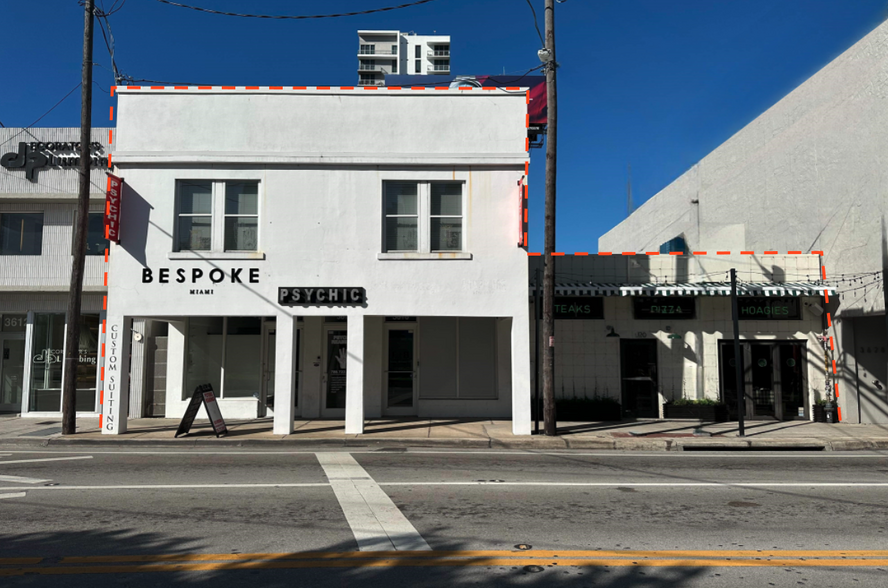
101,315,130,434
105,174,122,243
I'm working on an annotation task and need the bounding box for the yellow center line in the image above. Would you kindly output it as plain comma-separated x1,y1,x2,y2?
0,558,42,565
4,558,888,576
57,549,888,564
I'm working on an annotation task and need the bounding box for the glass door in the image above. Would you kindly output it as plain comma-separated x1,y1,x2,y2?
749,344,776,418
321,325,347,418
0,335,26,412
384,326,416,415
620,339,659,418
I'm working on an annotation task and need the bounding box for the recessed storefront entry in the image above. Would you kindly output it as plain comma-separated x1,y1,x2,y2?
322,324,347,418
620,339,659,418
719,341,808,420
384,324,417,415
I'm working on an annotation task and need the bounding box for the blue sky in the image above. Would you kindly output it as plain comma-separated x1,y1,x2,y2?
2,0,886,252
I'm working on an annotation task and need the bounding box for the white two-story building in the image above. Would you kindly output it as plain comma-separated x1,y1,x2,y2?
103,86,532,435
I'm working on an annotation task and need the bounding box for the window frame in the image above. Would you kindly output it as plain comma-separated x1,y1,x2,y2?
0,211,44,256
381,181,466,256
173,179,261,256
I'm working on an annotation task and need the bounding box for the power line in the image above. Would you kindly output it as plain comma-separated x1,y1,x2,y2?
153,0,439,19
525,0,545,46
0,82,83,151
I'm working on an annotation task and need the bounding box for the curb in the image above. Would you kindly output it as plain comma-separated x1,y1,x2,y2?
2,435,887,451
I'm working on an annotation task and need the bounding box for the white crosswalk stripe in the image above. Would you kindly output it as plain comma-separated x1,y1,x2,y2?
316,452,430,552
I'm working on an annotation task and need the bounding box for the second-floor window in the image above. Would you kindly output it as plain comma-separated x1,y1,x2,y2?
0,212,43,255
383,181,464,253
175,180,259,252
360,44,374,55
72,212,110,256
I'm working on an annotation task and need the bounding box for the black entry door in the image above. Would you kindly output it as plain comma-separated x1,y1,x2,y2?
620,339,658,418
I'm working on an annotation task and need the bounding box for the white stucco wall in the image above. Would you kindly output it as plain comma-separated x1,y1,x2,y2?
104,88,531,434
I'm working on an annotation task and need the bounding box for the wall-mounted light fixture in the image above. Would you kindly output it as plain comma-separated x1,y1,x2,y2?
606,326,620,338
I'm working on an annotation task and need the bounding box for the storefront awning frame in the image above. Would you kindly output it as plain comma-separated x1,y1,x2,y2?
533,281,837,297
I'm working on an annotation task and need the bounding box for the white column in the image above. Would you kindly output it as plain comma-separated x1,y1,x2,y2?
511,312,532,435
101,315,132,434
273,313,297,435
345,315,365,434
165,320,186,417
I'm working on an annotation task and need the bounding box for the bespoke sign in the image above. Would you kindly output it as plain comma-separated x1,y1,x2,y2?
279,287,366,306
1,141,107,182
553,296,604,320
738,297,800,320
634,297,696,320
142,267,260,284
105,174,123,243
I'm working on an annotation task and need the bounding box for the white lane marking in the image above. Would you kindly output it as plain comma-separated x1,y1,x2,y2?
0,456,93,465
316,452,430,552
1,481,888,492
0,492,26,499
0,483,328,491
0,449,884,457
378,482,888,487
0,475,51,484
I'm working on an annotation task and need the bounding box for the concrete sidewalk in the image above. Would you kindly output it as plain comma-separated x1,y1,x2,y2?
2,413,888,450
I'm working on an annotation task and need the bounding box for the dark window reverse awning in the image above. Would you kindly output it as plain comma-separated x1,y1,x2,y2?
533,281,836,297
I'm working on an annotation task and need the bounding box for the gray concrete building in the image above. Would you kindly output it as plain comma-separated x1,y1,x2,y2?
0,127,111,416
600,19,888,423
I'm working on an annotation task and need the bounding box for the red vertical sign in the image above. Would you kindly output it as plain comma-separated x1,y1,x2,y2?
105,174,122,243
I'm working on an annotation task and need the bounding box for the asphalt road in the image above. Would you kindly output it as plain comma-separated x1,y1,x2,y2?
1,447,887,587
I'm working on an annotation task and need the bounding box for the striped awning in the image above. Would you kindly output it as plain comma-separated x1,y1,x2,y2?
533,281,837,297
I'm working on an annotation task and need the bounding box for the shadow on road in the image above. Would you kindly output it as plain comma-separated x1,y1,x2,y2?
0,527,710,587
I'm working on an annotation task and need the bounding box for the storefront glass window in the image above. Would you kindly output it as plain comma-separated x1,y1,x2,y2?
0,212,43,255
29,314,65,411
184,317,224,399
223,317,261,397
224,182,259,251
185,317,262,400
75,315,100,412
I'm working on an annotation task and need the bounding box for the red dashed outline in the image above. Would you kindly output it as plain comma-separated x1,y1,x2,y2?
528,250,839,420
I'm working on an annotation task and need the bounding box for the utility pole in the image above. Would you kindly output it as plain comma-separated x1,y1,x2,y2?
62,0,95,435
730,269,746,437
534,267,542,435
542,0,558,436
